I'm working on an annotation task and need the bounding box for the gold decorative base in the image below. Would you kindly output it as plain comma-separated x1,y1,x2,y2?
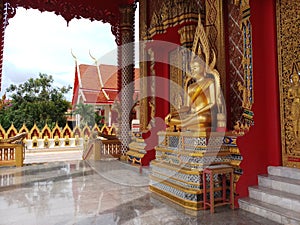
149,131,241,211
149,185,203,211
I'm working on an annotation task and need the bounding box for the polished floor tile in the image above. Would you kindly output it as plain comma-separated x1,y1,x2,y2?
0,160,279,225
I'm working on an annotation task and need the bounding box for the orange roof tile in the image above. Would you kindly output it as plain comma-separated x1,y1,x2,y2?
73,64,140,105
79,64,140,91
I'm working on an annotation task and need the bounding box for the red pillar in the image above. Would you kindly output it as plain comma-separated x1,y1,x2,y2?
236,0,281,201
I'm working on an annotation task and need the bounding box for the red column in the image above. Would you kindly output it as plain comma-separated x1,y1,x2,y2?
236,0,281,201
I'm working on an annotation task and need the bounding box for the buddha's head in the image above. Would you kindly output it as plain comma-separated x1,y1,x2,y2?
190,59,205,79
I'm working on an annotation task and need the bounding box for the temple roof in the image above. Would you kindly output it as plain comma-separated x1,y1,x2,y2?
72,64,139,106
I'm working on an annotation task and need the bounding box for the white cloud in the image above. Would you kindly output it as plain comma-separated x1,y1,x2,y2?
2,7,120,101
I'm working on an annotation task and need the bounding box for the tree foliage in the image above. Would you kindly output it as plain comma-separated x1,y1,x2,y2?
0,73,71,130
73,103,104,128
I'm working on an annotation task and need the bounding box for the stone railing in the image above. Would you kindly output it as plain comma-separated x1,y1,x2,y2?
0,143,24,167
0,123,117,140
83,138,121,160
0,123,118,151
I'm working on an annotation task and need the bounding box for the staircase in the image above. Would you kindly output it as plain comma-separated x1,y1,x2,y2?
239,166,300,225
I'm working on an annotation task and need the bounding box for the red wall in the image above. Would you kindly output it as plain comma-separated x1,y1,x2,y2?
141,26,181,166
152,26,181,119
236,0,282,201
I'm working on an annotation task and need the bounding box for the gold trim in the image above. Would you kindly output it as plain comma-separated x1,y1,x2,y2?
276,0,300,168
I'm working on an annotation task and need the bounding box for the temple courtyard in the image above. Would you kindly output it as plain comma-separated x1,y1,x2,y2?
0,157,278,225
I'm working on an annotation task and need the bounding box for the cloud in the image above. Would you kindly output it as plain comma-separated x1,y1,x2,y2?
2,7,119,101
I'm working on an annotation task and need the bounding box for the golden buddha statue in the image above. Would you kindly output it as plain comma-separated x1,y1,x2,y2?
165,60,216,131
165,15,224,131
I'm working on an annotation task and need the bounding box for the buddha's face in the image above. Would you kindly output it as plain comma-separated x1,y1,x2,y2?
291,74,299,84
190,61,204,79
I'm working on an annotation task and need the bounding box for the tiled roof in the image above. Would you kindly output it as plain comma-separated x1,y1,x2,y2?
79,64,140,90
73,64,140,105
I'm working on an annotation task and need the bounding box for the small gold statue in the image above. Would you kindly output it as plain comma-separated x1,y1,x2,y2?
165,15,224,131
288,72,300,139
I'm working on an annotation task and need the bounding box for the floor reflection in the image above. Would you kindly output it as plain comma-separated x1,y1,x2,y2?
0,160,279,225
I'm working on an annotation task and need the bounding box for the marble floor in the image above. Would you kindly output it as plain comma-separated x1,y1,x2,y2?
0,160,279,225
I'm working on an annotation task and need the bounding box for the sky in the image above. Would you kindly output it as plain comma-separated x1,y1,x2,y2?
2,7,139,101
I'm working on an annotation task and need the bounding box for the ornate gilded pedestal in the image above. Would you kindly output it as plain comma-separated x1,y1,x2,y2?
127,133,146,164
149,131,242,210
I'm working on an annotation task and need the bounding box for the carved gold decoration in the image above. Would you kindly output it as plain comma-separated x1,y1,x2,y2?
228,3,244,128
178,25,196,48
205,0,227,96
139,0,148,130
228,0,254,130
277,0,300,168
287,70,300,141
148,0,204,38
148,48,156,128
169,48,183,114
240,0,253,111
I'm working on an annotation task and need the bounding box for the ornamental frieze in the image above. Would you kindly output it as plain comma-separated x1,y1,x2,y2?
148,0,204,38
5,0,119,25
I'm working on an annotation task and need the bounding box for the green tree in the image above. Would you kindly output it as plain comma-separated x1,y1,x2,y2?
73,103,95,128
0,73,71,130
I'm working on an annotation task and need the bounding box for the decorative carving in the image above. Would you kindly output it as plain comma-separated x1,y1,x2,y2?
118,4,136,155
240,0,253,111
277,0,300,168
205,0,227,96
178,25,196,49
169,48,183,114
228,2,253,130
148,0,204,38
119,4,136,29
148,48,156,126
139,0,148,130
5,0,119,25
287,69,300,140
